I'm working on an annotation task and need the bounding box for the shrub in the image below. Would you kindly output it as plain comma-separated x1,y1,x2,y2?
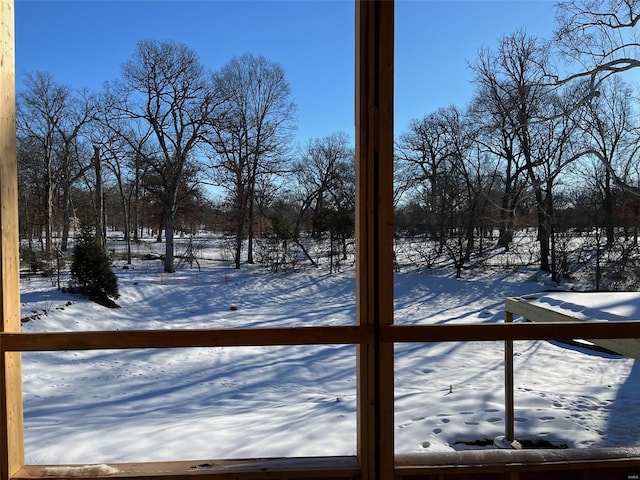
69,224,119,304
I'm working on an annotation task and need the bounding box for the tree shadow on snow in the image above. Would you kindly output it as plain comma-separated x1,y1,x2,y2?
601,359,640,448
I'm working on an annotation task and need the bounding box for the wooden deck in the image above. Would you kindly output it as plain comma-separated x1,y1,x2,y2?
506,292,640,360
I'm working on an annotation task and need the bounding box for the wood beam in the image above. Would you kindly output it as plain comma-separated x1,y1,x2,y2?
17,457,360,480
385,321,640,343
0,0,25,478
0,326,374,352
355,2,394,479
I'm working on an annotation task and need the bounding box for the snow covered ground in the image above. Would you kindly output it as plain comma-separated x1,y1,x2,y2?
18,239,640,464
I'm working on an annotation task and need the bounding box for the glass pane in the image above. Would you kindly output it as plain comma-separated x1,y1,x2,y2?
395,340,640,453
16,0,358,468
394,0,640,455
23,346,357,463
16,0,356,331
395,341,505,453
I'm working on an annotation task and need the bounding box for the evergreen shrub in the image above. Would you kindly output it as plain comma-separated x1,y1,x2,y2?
69,224,119,305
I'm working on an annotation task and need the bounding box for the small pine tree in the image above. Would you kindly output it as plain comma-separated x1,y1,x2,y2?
69,223,119,304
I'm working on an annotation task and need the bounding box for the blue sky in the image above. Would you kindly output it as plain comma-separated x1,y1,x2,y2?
15,0,558,146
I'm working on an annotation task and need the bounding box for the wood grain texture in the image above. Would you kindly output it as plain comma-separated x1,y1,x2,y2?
15,457,360,480
385,321,640,343
355,2,395,480
0,1,25,479
0,326,373,352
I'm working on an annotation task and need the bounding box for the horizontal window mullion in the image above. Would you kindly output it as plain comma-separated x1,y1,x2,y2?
385,322,640,343
8,322,640,351
1,326,374,352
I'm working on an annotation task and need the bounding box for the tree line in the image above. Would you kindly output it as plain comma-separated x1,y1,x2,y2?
16,1,640,284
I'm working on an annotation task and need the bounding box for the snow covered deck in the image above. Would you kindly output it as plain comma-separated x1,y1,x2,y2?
502,291,640,445
505,291,640,360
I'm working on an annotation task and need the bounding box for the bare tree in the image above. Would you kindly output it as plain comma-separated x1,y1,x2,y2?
206,53,296,269
440,105,499,267
107,40,219,273
579,76,640,248
93,96,157,261
17,71,96,255
17,72,65,256
56,89,97,252
293,132,353,236
530,85,586,281
554,0,640,90
17,134,46,250
472,31,570,273
396,108,457,251
470,49,530,251
91,116,153,263
291,132,354,264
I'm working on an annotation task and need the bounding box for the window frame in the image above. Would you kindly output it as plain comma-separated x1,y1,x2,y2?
2,1,640,479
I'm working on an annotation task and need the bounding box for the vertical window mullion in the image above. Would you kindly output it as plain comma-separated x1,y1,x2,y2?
355,2,395,479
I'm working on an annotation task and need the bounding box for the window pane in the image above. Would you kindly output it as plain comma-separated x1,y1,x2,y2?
395,341,505,453
16,1,358,468
23,346,357,463
393,0,640,456
395,340,640,453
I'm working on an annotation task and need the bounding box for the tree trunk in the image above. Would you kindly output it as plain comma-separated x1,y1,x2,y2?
535,187,551,272
233,182,248,269
545,188,558,283
294,238,318,267
60,168,71,252
133,153,142,242
117,179,132,265
234,220,243,269
497,192,514,250
164,205,176,273
124,210,132,264
247,183,255,264
604,169,615,249
93,146,106,250
45,162,54,257
246,151,260,265
464,224,474,263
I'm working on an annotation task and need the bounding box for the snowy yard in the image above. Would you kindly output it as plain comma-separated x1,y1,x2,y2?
18,240,640,463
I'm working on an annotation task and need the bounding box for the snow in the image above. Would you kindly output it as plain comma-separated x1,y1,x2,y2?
522,291,640,323
40,465,120,476
18,246,640,464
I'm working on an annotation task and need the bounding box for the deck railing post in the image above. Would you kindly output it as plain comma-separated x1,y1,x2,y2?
505,311,515,442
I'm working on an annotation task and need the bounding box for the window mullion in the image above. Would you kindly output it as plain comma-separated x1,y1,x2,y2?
355,2,395,479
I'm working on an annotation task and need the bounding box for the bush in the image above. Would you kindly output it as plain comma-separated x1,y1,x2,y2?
69,224,119,304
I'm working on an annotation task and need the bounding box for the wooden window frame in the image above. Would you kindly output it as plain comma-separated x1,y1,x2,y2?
2,1,640,479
